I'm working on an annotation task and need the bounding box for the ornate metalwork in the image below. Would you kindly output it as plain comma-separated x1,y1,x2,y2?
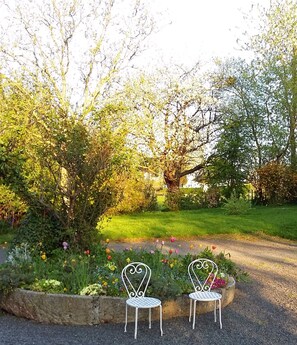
188,258,222,330
121,261,163,339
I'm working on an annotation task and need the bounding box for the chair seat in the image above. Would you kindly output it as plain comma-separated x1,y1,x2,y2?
126,297,162,309
189,291,222,302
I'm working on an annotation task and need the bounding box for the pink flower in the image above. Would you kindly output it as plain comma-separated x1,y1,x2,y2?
161,241,165,246
175,249,179,254
150,250,155,254
62,241,69,250
170,236,176,243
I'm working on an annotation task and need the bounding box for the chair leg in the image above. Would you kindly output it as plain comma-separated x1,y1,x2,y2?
149,308,152,329
189,298,192,322
218,299,222,329
214,300,217,323
192,300,197,329
159,305,164,336
134,308,138,339
124,304,128,332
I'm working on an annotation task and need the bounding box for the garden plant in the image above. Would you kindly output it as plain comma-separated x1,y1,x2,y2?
0,238,246,299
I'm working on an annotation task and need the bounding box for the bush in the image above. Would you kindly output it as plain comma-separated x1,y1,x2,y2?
109,179,158,214
222,193,251,215
253,162,297,205
12,210,65,253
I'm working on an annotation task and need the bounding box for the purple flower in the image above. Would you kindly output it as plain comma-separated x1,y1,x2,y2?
62,241,69,250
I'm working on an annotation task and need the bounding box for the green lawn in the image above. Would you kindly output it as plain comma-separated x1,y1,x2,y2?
101,206,297,241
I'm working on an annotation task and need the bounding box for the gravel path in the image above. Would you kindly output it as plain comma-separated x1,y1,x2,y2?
0,234,296,345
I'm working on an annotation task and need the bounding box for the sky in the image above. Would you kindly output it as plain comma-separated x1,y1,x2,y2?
143,0,270,66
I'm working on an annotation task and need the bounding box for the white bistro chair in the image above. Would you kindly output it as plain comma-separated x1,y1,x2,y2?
121,261,163,339
188,258,222,329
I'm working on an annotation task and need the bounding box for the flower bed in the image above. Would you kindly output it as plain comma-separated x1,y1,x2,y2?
0,277,235,325
0,237,245,324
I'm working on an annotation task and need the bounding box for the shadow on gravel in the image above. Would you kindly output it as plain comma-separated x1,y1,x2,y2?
0,283,296,345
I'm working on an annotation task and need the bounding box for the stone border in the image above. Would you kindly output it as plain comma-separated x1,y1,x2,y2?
0,278,235,325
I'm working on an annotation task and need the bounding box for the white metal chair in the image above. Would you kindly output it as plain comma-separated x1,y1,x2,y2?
188,258,222,329
121,261,163,339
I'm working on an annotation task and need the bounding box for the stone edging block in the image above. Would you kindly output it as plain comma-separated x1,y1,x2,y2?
0,277,235,325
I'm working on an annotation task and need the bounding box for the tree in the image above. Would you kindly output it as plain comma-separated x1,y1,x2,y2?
123,66,220,209
211,58,290,170
245,0,297,170
205,116,251,198
0,0,154,117
0,0,154,249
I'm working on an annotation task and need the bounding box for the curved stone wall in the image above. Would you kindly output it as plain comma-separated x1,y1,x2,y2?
0,277,235,325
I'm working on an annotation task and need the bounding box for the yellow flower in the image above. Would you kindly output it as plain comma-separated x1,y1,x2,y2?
105,238,110,244
102,281,108,287
126,257,131,263
189,244,194,250
64,287,68,292
169,263,174,268
41,253,47,261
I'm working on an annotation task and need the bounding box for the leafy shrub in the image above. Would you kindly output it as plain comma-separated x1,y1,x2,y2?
12,210,64,253
179,188,206,210
109,179,158,214
253,162,297,205
222,194,251,215
164,187,222,211
0,264,35,294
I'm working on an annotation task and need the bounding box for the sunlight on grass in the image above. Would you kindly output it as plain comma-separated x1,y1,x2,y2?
101,206,297,241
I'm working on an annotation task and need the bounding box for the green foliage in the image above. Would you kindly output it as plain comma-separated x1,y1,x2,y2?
206,117,251,198
253,162,297,205
0,185,27,227
179,188,205,210
0,239,244,299
30,279,64,294
0,265,35,294
164,190,182,211
222,193,251,215
12,211,64,253
178,187,222,210
79,283,106,296
109,178,158,214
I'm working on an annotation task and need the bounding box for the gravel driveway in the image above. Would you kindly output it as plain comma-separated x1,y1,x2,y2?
0,234,296,345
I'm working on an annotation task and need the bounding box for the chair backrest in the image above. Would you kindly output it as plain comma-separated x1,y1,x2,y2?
121,262,151,298
188,258,218,292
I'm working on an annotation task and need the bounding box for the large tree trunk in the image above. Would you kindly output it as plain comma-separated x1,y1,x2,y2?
164,171,181,210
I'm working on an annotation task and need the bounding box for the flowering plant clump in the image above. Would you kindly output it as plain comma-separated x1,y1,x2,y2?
6,243,32,266
0,238,247,298
79,283,106,296
30,279,64,294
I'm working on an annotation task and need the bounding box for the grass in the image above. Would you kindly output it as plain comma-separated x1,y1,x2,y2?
1,206,296,245
101,205,297,241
